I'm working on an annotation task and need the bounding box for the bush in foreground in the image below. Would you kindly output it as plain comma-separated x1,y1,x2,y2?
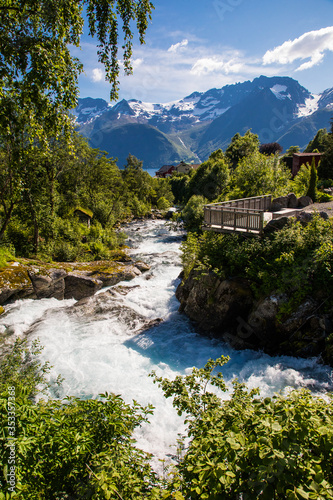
1,342,332,499
153,357,333,500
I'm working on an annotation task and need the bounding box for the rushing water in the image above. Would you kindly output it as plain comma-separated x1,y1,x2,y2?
1,219,332,471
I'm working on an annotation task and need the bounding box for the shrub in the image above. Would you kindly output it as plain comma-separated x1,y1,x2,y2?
230,151,291,199
306,157,318,202
153,357,333,500
182,216,333,300
130,196,150,217
5,219,34,257
292,163,311,196
156,196,171,210
187,150,230,202
86,240,112,260
0,340,162,500
181,195,206,232
316,191,333,202
51,240,84,262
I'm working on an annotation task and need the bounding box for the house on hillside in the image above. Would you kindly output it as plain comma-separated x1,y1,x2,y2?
291,152,322,177
155,165,175,178
74,208,93,227
175,161,201,174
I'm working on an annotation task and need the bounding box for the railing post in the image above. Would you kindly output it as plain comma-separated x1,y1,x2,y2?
259,211,264,235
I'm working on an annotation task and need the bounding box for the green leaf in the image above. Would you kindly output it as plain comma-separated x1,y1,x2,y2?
173,493,185,500
296,488,310,499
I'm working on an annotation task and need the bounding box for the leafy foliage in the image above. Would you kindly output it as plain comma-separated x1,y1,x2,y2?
153,357,333,500
186,150,230,202
292,163,311,197
181,195,206,232
0,339,162,499
319,122,333,180
1,342,333,498
0,0,155,258
305,128,328,153
285,146,300,156
181,215,333,300
306,157,318,202
259,142,283,155
0,247,15,268
229,151,292,199
225,130,260,168
0,0,154,110
0,133,173,260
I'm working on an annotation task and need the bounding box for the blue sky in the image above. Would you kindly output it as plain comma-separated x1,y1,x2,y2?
75,0,333,104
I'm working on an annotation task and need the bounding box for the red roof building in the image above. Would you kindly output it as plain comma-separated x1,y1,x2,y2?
155,165,176,178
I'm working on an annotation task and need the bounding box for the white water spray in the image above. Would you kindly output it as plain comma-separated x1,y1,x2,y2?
1,219,332,472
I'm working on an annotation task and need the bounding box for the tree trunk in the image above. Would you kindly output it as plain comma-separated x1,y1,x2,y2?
0,201,14,239
26,191,39,254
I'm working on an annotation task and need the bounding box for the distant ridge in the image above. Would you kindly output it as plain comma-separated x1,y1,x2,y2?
75,76,333,169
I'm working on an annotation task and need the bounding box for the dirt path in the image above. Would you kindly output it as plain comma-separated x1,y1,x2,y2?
303,200,333,217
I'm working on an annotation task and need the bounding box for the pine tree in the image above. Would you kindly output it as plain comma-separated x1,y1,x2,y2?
306,157,318,202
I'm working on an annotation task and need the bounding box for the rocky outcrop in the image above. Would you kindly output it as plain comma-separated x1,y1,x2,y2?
0,259,150,305
287,193,298,208
269,193,313,212
176,269,333,365
298,195,313,208
176,269,253,333
28,268,67,299
264,210,329,235
0,265,35,304
64,272,103,300
69,289,162,333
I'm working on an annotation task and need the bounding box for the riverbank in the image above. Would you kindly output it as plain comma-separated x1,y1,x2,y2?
0,209,171,308
0,256,151,306
177,212,333,366
176,268,333,366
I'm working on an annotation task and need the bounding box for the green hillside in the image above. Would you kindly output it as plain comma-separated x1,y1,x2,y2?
80,122,198,169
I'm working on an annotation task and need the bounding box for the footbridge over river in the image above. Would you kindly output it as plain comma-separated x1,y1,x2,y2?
202,195,302,236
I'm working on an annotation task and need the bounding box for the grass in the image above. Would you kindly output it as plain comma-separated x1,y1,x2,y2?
0,247,15,269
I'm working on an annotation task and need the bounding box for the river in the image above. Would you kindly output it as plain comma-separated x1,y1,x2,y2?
1,219,332,472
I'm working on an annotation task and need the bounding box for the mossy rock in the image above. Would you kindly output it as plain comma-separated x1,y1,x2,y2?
0,265,31,290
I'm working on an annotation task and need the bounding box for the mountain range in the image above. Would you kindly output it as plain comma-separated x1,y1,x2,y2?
74,76,333,170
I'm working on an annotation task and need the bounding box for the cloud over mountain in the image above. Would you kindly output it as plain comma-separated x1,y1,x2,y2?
263,26,333,71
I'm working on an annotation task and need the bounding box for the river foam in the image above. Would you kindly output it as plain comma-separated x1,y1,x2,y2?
1,219,332,472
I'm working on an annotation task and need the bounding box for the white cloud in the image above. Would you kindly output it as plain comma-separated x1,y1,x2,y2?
91,68,105,82
190,56,245,76
132,58,144,69
191,57,225,75
167,39,188,53
263,26,333,71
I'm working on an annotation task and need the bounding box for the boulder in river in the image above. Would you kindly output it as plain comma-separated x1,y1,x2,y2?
68,289,162,333
64,272,103,300
28,268,67,299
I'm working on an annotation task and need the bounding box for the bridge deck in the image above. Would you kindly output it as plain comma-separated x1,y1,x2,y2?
202,195,272,236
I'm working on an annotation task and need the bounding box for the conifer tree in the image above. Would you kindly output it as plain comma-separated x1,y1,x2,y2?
306,157,318,202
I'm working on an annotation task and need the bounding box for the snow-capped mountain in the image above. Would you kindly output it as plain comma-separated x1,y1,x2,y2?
72,97,111,123
75,76,333,169
76,76,314,127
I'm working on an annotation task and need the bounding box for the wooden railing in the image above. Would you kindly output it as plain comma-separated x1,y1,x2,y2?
203,195,272,235
208,195,272,211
